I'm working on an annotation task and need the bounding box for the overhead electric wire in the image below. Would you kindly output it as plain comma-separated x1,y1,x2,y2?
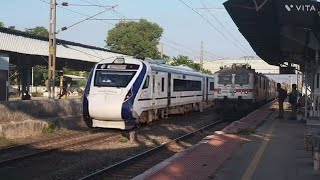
79,0,127,20
88,18,140,21
204,50,224,59
69,0,217,59
39,0,217,61
74,0,219,59
178,0,251,56
62,2,113,7
112,10,128,19
57,6,117,33
162,42,200,59
200,1,250,55
39,0,115,26
162,36,224,59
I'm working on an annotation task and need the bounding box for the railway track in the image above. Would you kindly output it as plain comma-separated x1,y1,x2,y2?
0,129,119,167
79,119,227,180
0,108,249,179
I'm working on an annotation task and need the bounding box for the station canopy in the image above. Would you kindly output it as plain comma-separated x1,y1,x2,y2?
223,0,320,71
63,74,86,81
0,28,125,71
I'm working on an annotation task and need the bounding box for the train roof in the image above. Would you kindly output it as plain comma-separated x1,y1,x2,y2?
215,65,273,79
97,56,214,78
215,67,255,74
148,62,215,78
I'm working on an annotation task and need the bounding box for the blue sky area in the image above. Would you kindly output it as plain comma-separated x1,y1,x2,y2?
0,0,256,59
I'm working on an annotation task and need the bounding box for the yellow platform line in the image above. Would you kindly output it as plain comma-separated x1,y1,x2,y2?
241,120,277,180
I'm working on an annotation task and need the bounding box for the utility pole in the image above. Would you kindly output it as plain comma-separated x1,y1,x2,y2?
200,41,204,72
31,67,34,93
160,42,163,59
48,0,57,99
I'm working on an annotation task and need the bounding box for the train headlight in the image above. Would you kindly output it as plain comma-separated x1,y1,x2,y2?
101,64,106,69
113,57,125,64
245,91,248,94
124,89,133,101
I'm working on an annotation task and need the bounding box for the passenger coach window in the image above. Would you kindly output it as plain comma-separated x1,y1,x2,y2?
94,71,135,87
259,77,262,88
218,74,232,84
210,82,214,90
142,76,149,89
161,78,165,92
173,79,201,91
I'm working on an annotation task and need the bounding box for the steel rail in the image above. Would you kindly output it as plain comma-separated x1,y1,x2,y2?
0,132,118,167
0,128,103,154
79,119,224,180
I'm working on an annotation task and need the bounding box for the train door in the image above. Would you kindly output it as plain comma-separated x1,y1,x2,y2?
167,73,171,107
152,74,156,106
205,77,208,102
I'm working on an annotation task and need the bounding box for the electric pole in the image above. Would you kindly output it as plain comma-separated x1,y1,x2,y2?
48,0,57,99
160,42,163,59
200,41,204,72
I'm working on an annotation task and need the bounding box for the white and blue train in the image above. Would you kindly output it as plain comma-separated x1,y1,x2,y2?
83,57,215,129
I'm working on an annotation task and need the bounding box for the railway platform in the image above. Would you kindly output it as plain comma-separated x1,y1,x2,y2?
134,102,320,180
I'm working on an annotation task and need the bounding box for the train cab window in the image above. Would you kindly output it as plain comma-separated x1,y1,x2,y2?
142,76,150,89
218,74,232,84
210,82,214,90
234,73,249,85
94,71,135,88
161,78,165,92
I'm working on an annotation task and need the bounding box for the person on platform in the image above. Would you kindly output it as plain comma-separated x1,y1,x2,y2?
21,91,31,100
58,88,70,99
276,83,287,119
288,84,299,120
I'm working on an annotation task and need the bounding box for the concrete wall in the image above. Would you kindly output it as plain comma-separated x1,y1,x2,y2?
0,99,85,138
0,53,9,101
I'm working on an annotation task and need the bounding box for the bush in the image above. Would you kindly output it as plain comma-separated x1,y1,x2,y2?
42,123,56,134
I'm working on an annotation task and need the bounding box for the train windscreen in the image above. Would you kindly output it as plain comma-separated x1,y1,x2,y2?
234,73,249,85
94,71,136,88
218,74,232,84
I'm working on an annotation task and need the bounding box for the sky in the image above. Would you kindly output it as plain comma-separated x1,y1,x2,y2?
0,0,256,60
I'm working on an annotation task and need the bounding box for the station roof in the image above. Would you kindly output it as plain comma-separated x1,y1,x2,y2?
63,74,86,81
223,0,320,71
0,27,123,63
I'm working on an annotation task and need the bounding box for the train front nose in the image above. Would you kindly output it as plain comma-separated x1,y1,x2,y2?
88,93,124,120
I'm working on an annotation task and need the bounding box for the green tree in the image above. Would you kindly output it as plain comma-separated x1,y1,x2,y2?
106,19,163,58
8,26,15,30
33,65,47,86
171,55,196,68
25,26,49,37
0,21,4,28
9,65,19,85
202,69,213,75
170,55,212,75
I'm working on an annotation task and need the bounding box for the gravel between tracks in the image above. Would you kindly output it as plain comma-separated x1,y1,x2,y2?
0,110,226,180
